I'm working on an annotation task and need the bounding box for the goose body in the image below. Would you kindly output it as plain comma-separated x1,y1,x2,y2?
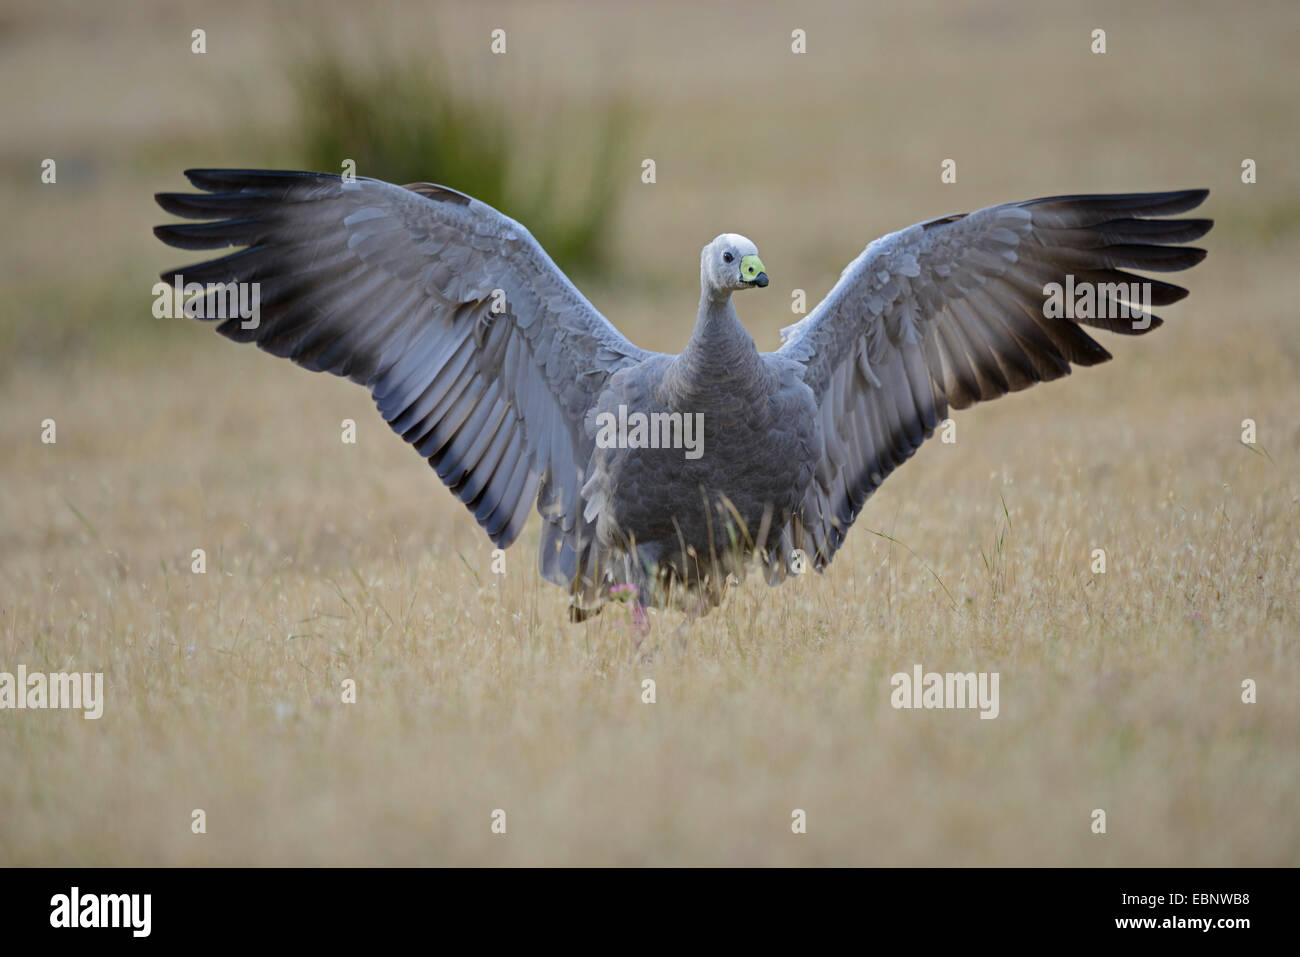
585,306,820,611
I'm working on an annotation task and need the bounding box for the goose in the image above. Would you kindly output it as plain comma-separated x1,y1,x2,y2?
155,171,1211,621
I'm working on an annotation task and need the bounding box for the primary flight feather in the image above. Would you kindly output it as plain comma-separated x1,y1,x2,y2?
154,171,1211,619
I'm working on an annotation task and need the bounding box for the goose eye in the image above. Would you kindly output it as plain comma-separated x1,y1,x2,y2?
723,252,734,263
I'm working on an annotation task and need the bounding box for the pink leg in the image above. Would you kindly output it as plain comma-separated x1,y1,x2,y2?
610,584,652,648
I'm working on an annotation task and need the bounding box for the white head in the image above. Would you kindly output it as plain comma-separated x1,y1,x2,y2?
700,233,768,300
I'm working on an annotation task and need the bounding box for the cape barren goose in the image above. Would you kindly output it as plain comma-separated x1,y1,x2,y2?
155,171,1210,620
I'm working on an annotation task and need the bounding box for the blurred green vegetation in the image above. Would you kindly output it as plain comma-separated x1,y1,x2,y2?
291,51,632,278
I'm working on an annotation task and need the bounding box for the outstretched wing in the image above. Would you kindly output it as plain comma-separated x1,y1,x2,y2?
775,189,1211,572
155,169,649,565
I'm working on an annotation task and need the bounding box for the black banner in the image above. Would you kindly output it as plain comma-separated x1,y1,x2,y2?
0,867,1278,943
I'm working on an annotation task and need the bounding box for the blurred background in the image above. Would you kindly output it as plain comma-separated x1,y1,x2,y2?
0,0,1297,865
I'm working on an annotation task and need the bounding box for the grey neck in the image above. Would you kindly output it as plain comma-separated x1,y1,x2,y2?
672,290,762,398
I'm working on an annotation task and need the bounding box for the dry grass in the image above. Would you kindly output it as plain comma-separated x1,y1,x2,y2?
1,0,1297,865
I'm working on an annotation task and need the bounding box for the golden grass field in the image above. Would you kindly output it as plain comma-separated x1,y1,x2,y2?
1,0,1297,865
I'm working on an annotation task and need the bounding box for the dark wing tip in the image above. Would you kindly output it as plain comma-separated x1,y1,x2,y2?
152,222,181,244
181,168,341,193
1025,188,1210,217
